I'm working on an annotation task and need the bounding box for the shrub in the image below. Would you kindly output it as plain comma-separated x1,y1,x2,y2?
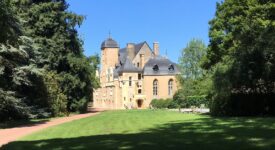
150,95,209,109
185,95,208,108
173,90,186,108
173,90,209,108
166,98,178,108
150,99,173,109
43,72,68,117
210,93,275,116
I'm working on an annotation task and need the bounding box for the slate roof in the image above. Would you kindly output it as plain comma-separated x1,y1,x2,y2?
119,41,148,64
119,48,127,64
117,58,142,73
111,42,145,77
143,56,180,76
107,40,179,77
101,38,119,49
133,42,146,54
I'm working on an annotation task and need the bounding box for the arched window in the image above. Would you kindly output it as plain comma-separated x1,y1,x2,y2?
153,79,158,96
168,79,173,96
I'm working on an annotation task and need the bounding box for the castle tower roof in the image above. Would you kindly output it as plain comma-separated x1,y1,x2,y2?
101,38,119,49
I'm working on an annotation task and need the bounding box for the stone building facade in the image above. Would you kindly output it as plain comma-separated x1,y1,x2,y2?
93,37,180,109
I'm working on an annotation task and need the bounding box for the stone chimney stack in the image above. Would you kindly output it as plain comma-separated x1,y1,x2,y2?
140,54,145,68
127,43,135,60
153,42,159,56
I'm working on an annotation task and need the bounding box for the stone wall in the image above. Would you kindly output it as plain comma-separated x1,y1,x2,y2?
143,75,179,106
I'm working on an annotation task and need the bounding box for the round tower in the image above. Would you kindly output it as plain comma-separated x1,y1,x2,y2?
100,37,119,83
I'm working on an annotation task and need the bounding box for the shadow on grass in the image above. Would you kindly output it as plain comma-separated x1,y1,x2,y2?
0,111,100,129
1,117,275,150
0,119,50,129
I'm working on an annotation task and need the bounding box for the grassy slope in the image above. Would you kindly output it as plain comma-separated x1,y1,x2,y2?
2,110,275,150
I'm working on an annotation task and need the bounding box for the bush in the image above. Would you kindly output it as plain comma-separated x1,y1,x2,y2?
150,99,173,109
150,96,209,109
173,90,208,108
209,63,275,116
166,98,178,109
185,95,208,108
173,90,185,108
43,72,68,117
210,93,275,116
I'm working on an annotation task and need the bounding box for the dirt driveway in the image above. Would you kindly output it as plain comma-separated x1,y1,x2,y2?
0,110,103,147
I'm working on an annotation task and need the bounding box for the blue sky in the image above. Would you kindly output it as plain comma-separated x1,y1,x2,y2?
67,0,219,63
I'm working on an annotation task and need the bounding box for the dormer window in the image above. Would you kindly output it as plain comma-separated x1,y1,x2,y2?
153,64,159,72
168,64,174,72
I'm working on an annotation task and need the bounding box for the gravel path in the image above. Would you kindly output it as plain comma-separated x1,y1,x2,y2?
0,110,103,147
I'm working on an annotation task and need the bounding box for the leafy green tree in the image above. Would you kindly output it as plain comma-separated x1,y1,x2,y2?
14,0,99,112
202,0,275,116
179,39,206,80
178,39,210,96
176,39,211,108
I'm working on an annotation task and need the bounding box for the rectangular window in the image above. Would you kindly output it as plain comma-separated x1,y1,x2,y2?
107,69,111,82
138,89,142,94
153,87,157,96
168,80,173,96
129,76,132,86
138,74,142,80
110,88,113,96
153,80,158,96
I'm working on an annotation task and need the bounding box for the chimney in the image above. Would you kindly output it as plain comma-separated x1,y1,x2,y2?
153,42,159,56
140,54,145,68
127,43,135,60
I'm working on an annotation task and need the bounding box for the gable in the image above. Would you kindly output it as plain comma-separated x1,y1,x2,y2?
119,41,153,65
132,42,153,66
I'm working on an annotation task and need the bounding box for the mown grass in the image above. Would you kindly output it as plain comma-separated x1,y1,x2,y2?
1,110,275,150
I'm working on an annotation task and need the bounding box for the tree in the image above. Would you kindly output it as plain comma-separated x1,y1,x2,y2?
0,0,47,121
0,0,21,45
202,0,275,116
14,0,99,112
179,39,206,80
0,0,99,121
178,39,211,96
175,39,211,108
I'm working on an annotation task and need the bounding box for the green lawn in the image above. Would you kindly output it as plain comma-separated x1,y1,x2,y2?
2,110,275,150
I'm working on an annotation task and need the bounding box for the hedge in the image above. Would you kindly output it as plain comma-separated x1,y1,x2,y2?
150,99,175,109
210,93,275,116
185,95,208,108
150,96,208,109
